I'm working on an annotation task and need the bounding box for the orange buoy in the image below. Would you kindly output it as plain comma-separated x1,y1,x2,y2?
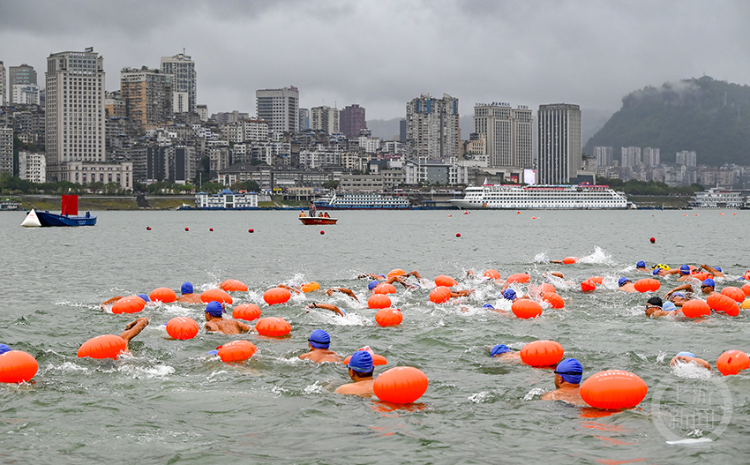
680,299,711,318
721,286,745,303
484,269,501,280
301,282,320,293
742,283,750,296
506,273,530,284
150,287,177,303
217,340,257,363
373,366,429,404
368,294,392,309
580,279,596,293
232,303,261,321
387,269,406,278
375,308,403,327
634,278,660,293
344,351,388,366
373,283,397,295
263,287,292,306
0,351,38,383
428,286,452,304
201,288,234,305
77,334,128,360
220,279,248,292
434,275,457,287
520,340,564,367
511,299,543,319
707,293,740,316
716,350,750,375
543,293,565,309
111,295,146,314
538,283,556,295
589,276,604,285
741,299,750,310
562,257,578,265
580,370,648,409
255,317,291,337
166,317,199,340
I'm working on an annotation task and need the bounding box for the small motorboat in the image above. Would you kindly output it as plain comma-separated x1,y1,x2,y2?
21,195,97,227
299,214,337,225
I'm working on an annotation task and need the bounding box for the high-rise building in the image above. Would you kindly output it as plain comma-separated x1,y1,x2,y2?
12,84,40,105
675,150,697,167
594,146,614,166
537,103,581,184
18,151,46,183
256,87,299,133
160,53,196,113
473,103,533,169
45,48,107,181
621,147,642,168
310,106,340,135
340,104,366,139
405,93,459,160
9,64,37,105
0,127,13,175
120,67,173,132
643,147,660,166
0,62,6,106
298,108,310,131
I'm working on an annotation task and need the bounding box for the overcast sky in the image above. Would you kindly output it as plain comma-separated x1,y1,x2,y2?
1,0,748,122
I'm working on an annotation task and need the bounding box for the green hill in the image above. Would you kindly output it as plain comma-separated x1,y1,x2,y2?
584,76,750,166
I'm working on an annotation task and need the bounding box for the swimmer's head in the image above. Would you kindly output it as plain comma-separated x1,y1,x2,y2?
714,266,722,272
490,344,511,357
205,301,224,317
679,265,691,275
347,351,374,374
676,351,695,358
652,268,662,276
138,294,150,303
483,303,495,309
663,301,677,312
618,277,631,287
181,282,194,295
647,296,663,308
670,292,684,301
0,344,10,355
636,261,646,268
555,358,583,384
308,329,331,349
368,280,379,290
702,278,715,290
502,289,517,301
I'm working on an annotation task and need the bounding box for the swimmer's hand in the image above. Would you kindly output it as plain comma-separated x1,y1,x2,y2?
125,317,149,330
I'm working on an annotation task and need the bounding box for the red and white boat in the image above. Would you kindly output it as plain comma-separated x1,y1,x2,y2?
299,214,337,225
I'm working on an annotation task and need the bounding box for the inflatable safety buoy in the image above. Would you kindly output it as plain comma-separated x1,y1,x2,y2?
562,257,578,265
150,287,177,303
741,299,750,310
344,350,388,366
373,366,429,404
368,294,392,309
543,293,565,309
721,287,745,303
680,300,711,318
716,350,750,376
589,276,604,285
111,295,146,314
707,293,740,316
387,269,406,278
373,283,397,295
201,288,234,305
434,275,457,287
255,317,291,337
220,279,248,292
166,317,199,340
301,282,320,293
429,286,452,304
634,278,660,293
263,288,291,306
580,279,596,293
511,300,543,319
217,340,257,363
484,269,501,280
537,283,556,295
0,351,38,383
232,303,261,321
580,370,648,410
506,273,530,284
742,283,750,297
77,334,128,360
520,340,563,367
375,308,403,327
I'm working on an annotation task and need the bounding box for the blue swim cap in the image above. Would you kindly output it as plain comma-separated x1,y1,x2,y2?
676,351,695,358
555,358,583,384
702,278,715,288
502,289,517,300
618,277,631,287
138,294,150,302
490,344,511,356
347,351,374,373
206,350,218,356
652,268,661,276
663,301,677,312
483,303,495,309
368,280,379,290
679,265,690,275
715,266,722,272
181,282,194,295
0,344,10,355
671,292,684,299
308,329,331,349
637,261,646,268
205,301,223,317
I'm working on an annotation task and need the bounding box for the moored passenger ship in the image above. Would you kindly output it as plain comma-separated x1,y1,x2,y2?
450,184,628,209
314,192,412,210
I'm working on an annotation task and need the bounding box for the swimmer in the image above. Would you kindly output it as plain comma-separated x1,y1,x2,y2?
334,351,375,398
645,297,677,317
667,292,688,307
670,351,711,371
277,284,302,294
0,344,10,355
540,358,586,406
636,261,649,272
176,282,203,304
100,295,124,309
299,329,341,363
405,270,424,280
699,264,725,278
204,301,251,335
305,302,346,317
325,287,359,302
490,344,521,360
739,270,750,281
450,289,475,298
666,278,716,297
357,273,386,281
120,317,150,347
675,265,694,282
483,304,510,316
617,277,637,293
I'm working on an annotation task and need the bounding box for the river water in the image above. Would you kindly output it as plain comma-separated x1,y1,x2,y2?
1,209,748,464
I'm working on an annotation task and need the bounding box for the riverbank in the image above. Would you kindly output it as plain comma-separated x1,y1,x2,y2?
14,195,308,211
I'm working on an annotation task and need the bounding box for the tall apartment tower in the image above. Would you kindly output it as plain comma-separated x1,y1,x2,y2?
643,147,660,166
256,86,299,133
473,103,533,168
405,93,459,160
537,103,582,185
340,104,366,139
0,62,5,106
593,146,614,166
45,48,107,181
120,67,173,132
299,108,310,131
0,127,13,175
160,52,196,113
9,64,37,105
620,147,642,168
310,106,340,135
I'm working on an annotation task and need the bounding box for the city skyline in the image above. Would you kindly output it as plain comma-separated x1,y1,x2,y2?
0,0,748,122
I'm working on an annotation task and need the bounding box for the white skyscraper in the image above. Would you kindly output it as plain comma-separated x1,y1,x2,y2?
405,93,459,160
643,147,660,166
473,103,533,168
161,52,196,113
538,103,582,184
621,147,642,168
0,127,13,175
256,87,299,133
0,61,5,106
310,106,340,135
594,146,614,166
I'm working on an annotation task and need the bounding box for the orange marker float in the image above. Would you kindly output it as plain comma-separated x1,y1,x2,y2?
562,257,578,265
537,283,556,295
680,300,711,318
742,283,750,296
716,350,750,376
232,303,261,321
707,293,740,316
165,317,199,340
368,294,392,309
543,293,565,309
434,275,457,287
0,351,38,383
373,366,429,404
483,269,501,280
255,317,291,337
220,279,248,292
111,295,146,314
721,286,745,303
511,299,543,319
375,308,403,327
387,269,406,278
580,370,648,410
580,280,596,292
373,283,396,295
301,282,320,293
428,286,451,304
201,288,234,305
77,334,128,360
344,349,388,366
506,273,530,284
150,287,177,303
634,278,660,293
217,340,257,363
520,340,563,367
589,276,604,285
263,287,291,306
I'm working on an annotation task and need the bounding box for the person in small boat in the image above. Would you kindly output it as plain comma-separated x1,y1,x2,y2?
204,302,251,335
309,201,316,217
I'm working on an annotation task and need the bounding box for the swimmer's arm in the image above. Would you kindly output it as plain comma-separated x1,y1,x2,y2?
101,296,123,308
278,284,301,294
700,264,724,277
664,283,692,298
327,288,358,301
306,302,345,316
204,321,219,332
237,321,251,333
407,270,423,279
357,274,381,280
120,317,149,342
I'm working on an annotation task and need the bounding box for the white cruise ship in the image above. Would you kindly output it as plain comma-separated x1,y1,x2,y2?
690,188,746,209
450,184,628,210
314,192,412,210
